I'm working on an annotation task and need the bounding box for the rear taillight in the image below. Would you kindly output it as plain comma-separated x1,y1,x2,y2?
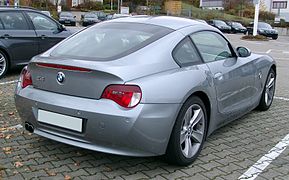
101,85,142,108
20,66,32,88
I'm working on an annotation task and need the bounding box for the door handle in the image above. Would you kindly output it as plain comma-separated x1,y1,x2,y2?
1,34,11,39
214,72,223,80
39,35,47,39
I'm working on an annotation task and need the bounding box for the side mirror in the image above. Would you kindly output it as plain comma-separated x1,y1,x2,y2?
236,47,251,57
74,16,76,18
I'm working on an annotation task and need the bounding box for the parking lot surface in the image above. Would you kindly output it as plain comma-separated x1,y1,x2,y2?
1,34,289,179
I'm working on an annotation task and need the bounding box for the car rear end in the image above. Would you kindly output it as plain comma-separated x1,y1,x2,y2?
15,63,159,156
14,21,183,156
59,12,76,26
258,29,278,39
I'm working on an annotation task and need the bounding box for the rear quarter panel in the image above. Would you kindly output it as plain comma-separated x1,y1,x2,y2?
128,64,215,104
128,64,219,137
251,53,276,105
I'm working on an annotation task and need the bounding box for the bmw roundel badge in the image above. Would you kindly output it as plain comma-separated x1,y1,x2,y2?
57,72,65,84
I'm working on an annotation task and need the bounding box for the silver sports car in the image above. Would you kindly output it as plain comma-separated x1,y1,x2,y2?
15,16,276,165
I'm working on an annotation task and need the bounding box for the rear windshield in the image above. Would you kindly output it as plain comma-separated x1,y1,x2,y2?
258,22,272,29
232,22,243,28
60,12,73,17
84,13,97,18
51,22,173,61
215,20,227,26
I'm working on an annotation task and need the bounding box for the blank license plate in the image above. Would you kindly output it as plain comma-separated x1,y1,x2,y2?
38,110,82,132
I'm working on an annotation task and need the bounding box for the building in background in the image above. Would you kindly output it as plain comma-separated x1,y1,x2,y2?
50,0,103,7
270,0,289,21
200,0,224,10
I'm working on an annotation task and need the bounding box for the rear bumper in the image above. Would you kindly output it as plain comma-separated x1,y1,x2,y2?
259,32,278,38
233,29,247,34
219,28,231,33
82,21,96,26
15,85,180,157
59,20,76,26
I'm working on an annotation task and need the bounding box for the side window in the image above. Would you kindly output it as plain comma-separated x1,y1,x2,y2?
0,12,29,30
173,37,201,67
27,12,58,30
190,31,234,63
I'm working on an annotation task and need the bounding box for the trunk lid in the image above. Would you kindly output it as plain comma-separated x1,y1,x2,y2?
29,58,124,99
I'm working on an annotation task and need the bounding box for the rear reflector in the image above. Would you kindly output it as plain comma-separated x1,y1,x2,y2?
101,85,142,108
20,66,32,88
36,63,92,72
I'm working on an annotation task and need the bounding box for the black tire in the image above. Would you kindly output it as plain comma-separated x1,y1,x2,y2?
0,50,9,79
257,68,276,111
165,96,208,166
272,36,278,40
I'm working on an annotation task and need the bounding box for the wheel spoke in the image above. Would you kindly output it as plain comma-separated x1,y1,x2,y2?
266,77,274,89
180,130,187,144
191,130,203,143
183,137,192,157
183,107,192,126
268,90,274,100
189,109,202,127
187,138,194,157
265,92,268,105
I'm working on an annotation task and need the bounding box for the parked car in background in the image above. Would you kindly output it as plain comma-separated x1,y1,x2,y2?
15,16,276,166
106,13,131,20
208,20,231,33
0,7,74,78
247,22,278,40
41,10,51,17
91,11,107,21
82,12,100,26
195,19,207,24
59,12,76,26
226,21,247,34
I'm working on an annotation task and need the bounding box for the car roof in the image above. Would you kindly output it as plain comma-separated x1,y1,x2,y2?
0,6,38,11
109,16,204,30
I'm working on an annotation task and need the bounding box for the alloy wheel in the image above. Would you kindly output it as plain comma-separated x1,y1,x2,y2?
180,104,205,158
265,72,275,106
0,52,7,77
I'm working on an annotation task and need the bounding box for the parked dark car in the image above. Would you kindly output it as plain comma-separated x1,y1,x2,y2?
105,13,131,20
195,19,207,24
207,20,231,33
91,11,106,21
41,10,51,17
82,13,100,26
226,21,247,34
247,22,278,40
58,12,76,26
0,7,74,78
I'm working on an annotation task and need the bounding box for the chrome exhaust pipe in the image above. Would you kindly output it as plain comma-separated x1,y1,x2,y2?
24,122,34,133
